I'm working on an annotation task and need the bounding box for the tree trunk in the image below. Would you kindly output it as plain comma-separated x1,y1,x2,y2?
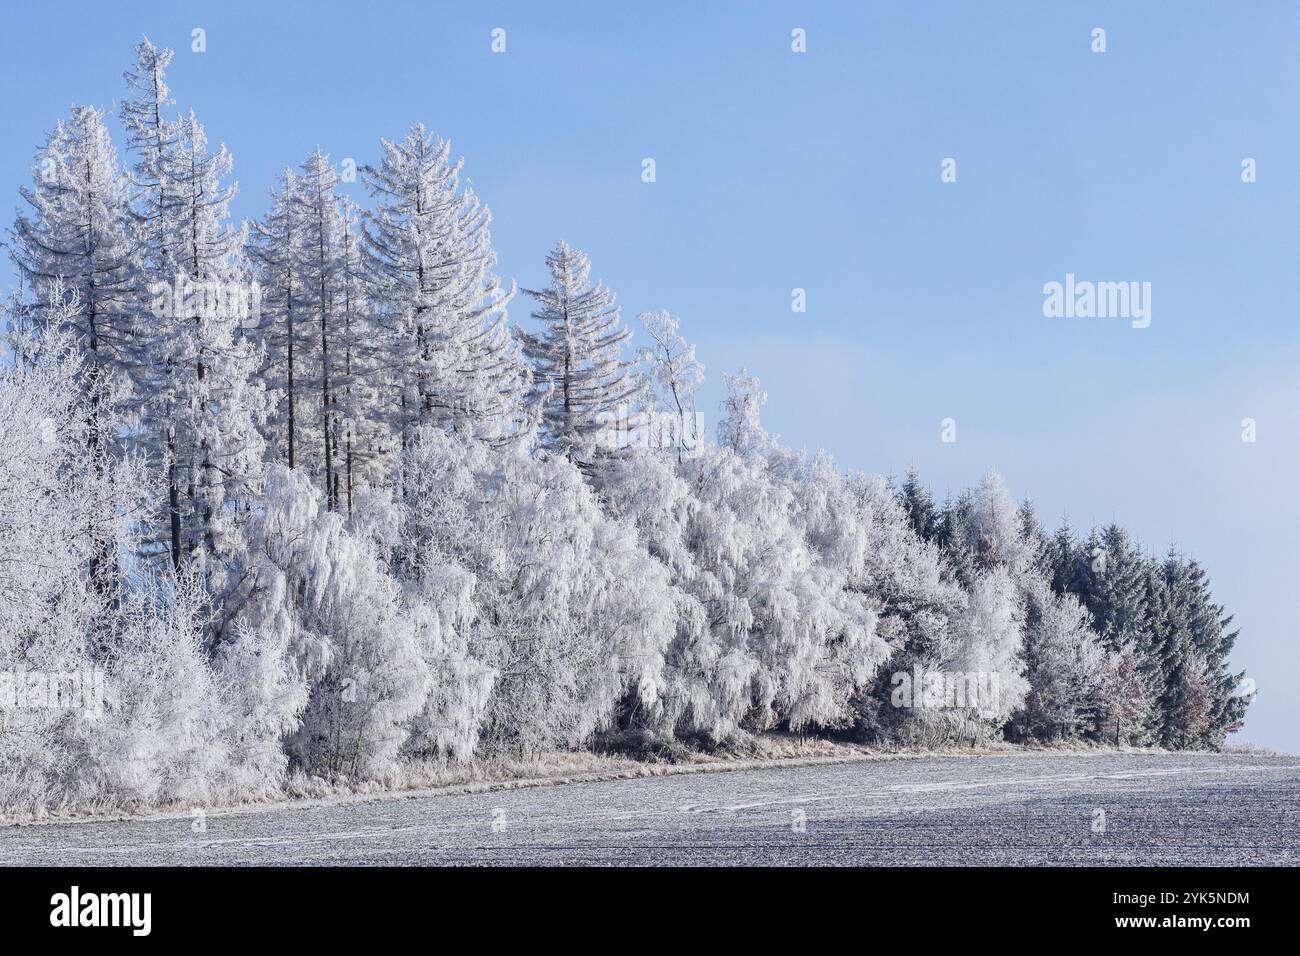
168,428,182,571
319,199,335,509
287,267,297,469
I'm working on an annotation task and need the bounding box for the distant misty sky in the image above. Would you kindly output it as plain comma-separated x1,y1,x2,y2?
2,1,1296,750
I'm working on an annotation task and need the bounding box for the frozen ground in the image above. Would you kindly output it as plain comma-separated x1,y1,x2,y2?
1,751,1296,865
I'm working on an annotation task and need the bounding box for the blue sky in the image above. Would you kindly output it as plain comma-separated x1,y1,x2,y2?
2,1,1297,750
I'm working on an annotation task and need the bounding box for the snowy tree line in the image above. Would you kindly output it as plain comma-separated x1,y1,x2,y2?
0,40,1252,812
893,472,1251,749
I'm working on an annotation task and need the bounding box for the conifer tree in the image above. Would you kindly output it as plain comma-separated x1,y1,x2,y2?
935,491,978,587
519,241,645,469
116,42,265,572
1046,522,1085,596
898,468,938,543
248,168,307,471
141,108,264,571
9,107,142,604
360,124,528,446
9,107,137,461
119,37,180,281
249,150,368,509
334,195,390,512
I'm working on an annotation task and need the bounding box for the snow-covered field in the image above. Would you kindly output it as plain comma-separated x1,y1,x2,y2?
2,751,1295,866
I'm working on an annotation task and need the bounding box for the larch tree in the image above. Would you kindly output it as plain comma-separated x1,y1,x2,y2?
119,37,180,281
360,124,529,447
248,169,306,470
7,107,138,593
119,41,266,574
519,241,645,469
294,149,347,508
119,38,185,566
249,150,359,509
9,106,138,419
141,107,265,577
333,195,391,512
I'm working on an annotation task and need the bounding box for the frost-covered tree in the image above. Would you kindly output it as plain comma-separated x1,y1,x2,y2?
935,491,978,587
1011,577,1105,741
159,110,265,563
1097,641,1152,746
296,150,346,504
333,196,392,511
853,473,967,744
248,168,307,470
716,368,773,457
220,466,437,779
966,470,1032,575
947,565,1029,735
897,468,938,543
395,428,674,756
9,107,138,421
1018,498,1051,577
638,308,704,462
601,372,891,743
1073,525,1151,653
93,567,232,807
1172,655,1214,748
249,150,374,511
1147,552,1249,749
8,109,139,593
361,125,529,445
118,41,266,574
0,311,232,812
119,37,180,279
211,463,485,784
519,241,644,468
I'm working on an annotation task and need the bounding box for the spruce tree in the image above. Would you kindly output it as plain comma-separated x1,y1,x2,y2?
1046,522,1085,596
898,468,937,543
1018,498,1051,577
1076,525,1151,654
935,491,978,587
1181,557,1250,747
